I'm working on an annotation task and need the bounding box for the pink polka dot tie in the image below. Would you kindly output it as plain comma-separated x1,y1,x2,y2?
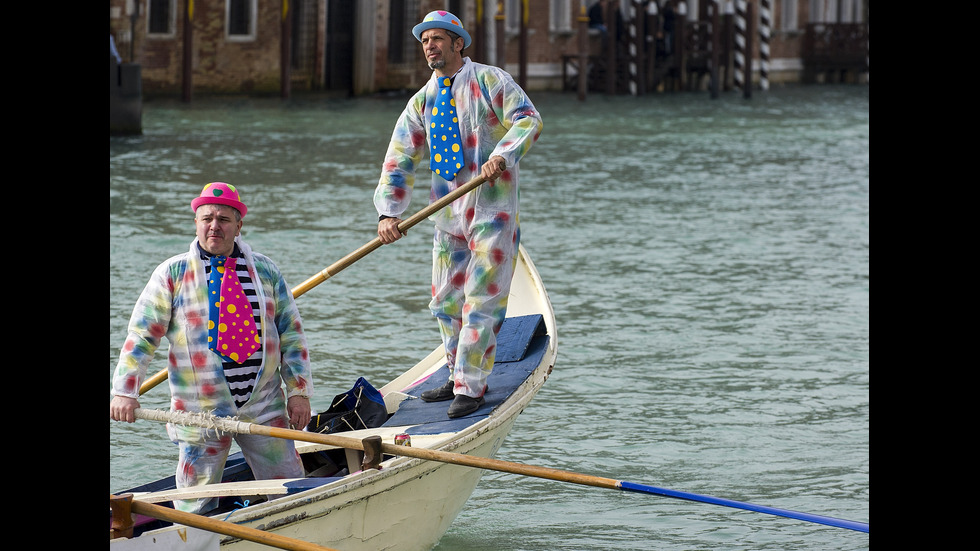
213,257,259,363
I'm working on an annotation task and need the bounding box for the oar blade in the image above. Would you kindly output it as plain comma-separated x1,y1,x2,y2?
617,481,868,533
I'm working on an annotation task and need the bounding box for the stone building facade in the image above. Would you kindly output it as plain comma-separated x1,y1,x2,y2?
108,0,867,98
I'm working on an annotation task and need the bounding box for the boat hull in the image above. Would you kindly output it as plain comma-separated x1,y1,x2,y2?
230,416,520,550
112,245,557,550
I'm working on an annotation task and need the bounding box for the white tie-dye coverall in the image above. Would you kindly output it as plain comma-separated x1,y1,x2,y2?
375,57,543,398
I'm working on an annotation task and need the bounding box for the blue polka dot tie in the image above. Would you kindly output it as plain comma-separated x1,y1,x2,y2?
430,76,463,181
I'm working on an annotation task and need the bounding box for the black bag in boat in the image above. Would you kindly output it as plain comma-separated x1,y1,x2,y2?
305,376,388,434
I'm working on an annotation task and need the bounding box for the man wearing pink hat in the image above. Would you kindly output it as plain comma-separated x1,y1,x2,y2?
110,182,313,514
375,11,543,418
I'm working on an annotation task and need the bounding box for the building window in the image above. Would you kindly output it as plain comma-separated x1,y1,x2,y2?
506,0,574,34
147,0,175,37
841,0,863,23
505,0,521,33
809,0,863,23
227,0,257,41
779,0,797,32
550,0,573,33
388,0,421,65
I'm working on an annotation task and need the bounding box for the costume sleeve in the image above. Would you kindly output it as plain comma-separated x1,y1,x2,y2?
268,261,313,400
375,90,429,218
484,68,543,168
111,260,176,399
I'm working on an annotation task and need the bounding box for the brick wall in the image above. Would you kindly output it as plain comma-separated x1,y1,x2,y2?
110,0,287,96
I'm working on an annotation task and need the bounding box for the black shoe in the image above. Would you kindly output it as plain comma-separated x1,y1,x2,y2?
420,379,455,402
447,394,485,418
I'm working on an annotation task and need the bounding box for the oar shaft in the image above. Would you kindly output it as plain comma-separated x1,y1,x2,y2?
291,174,489,298
132,408,867,533
135,408,621,491
262,425,610,487
290,238,384,299
111,493,339,551
138,368,169,396
379,440,621,490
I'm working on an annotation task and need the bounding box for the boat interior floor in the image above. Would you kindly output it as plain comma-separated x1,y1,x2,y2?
385,314,548,434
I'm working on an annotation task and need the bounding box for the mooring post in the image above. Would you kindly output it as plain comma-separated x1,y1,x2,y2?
281,0,292,99
759,0,771,90
577,1,589,100
182,1,193,102
710,0,720,98
743,0,754,98
676,1,687,91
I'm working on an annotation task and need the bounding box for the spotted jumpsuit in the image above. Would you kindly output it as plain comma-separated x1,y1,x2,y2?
375,57,543,398
112,237,313,513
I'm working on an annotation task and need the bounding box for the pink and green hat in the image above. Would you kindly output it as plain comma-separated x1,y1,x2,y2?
191,182,248,217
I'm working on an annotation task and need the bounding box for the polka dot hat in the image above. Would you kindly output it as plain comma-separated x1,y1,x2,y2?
191,182,248,218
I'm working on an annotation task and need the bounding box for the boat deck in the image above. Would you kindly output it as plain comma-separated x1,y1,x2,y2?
384,313,548,434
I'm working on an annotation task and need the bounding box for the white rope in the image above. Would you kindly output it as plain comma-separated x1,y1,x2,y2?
135,408,257,438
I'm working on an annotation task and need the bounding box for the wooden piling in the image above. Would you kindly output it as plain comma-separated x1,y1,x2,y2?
281,0,292,99
710,1,720,99
577,1,589,101
182,1,193,102
496,2,505,70
474,0,486,64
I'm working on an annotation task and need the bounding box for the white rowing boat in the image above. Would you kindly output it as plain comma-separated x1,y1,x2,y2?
111,244,558,550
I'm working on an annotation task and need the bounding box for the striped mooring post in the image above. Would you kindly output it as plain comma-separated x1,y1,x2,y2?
628,1,641,95
759,0,771,90
732,0,747,91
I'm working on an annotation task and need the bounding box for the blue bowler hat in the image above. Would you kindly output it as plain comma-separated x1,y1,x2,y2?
412,10,472,48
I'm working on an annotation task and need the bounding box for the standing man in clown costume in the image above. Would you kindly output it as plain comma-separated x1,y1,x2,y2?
375,10,543,418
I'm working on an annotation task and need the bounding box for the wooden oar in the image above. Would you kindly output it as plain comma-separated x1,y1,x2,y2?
109,493,339,551
291,171,496,298
136,172,498,396
137,368,169,396
133,408,869,533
